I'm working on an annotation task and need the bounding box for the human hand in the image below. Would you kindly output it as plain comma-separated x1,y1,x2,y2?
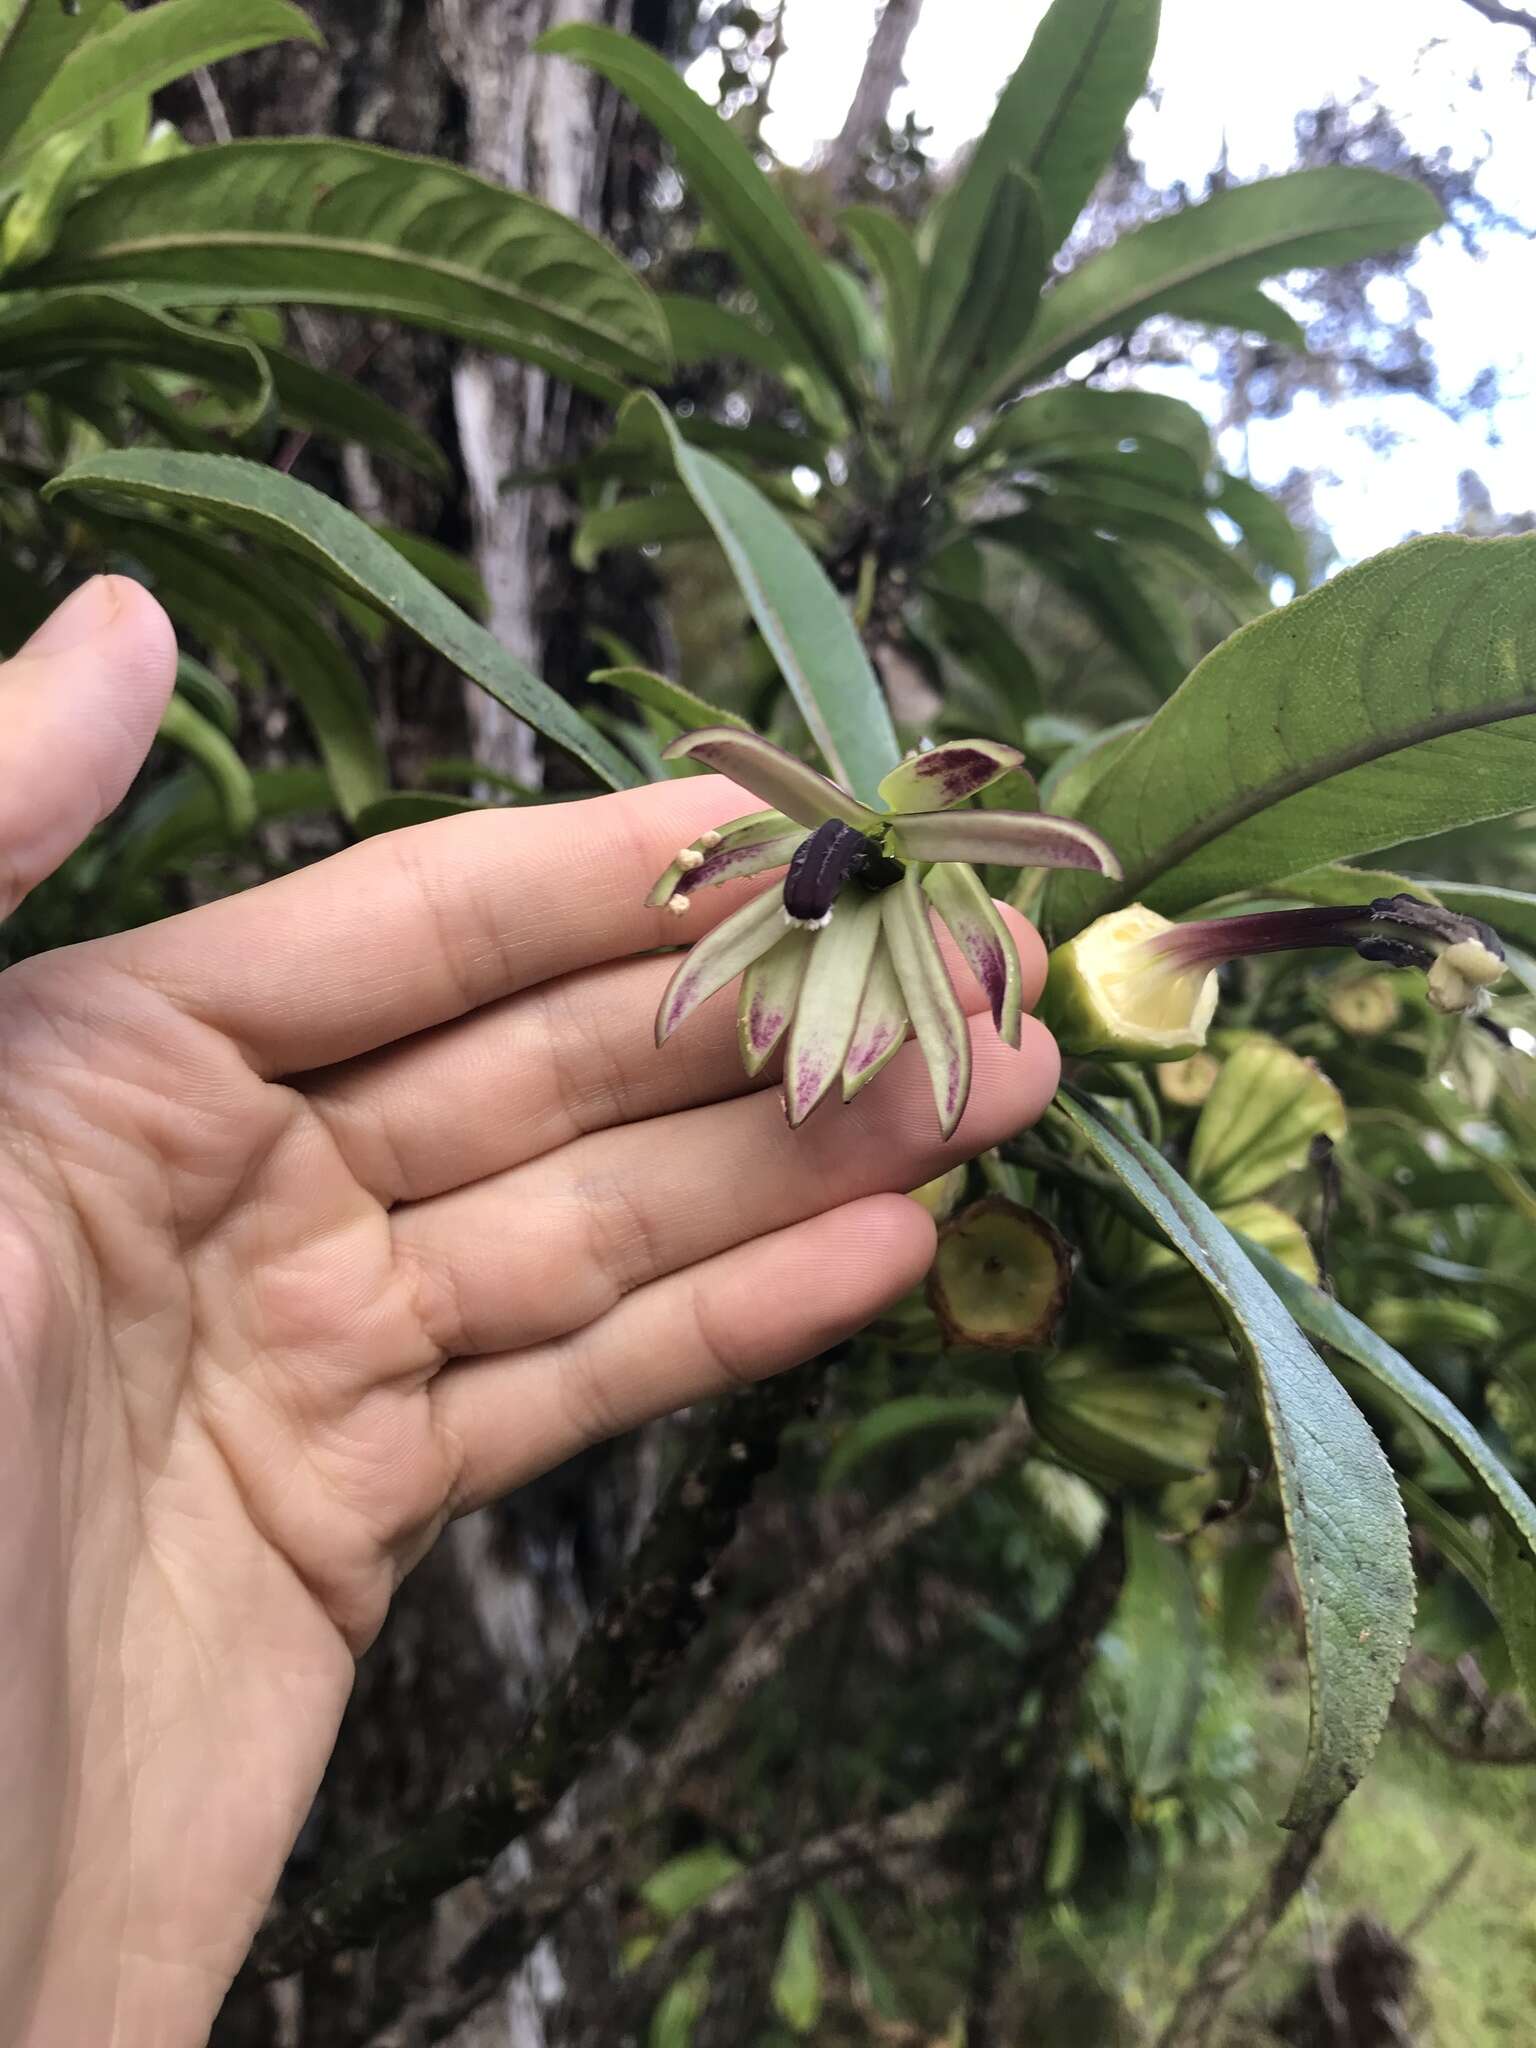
0,580,1058,2046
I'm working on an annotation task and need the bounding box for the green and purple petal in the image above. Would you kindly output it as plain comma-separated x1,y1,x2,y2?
784,892,884,1126
877,739,1030,814
647,808,795,908
882,867,973,1139
842,936,910,1100
656,886,788,1045
662,728,881,832
923,862,1023,1048
738,927,812,1075
890,808,1121,877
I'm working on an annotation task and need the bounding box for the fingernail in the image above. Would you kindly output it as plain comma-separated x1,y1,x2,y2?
18,576,124,658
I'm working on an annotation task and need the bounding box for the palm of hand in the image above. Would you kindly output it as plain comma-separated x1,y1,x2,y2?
0,587,1056,2046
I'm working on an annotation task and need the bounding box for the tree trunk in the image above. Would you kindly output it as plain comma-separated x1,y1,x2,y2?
433,0,636,790
819,0,926,193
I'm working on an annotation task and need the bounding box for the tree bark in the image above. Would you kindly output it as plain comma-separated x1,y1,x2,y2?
433,0,636,789
819,0,926,193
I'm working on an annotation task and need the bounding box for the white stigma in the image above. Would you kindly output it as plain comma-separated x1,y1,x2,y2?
699,830,723,849
666,894,691,917
677,848,705,870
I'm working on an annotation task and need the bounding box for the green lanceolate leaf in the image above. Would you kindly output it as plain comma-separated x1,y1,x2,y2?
771,1897,824,2036
1167,282,1305,350
0,0,112,160
1244,1241,1536,1571
589,665,750,736
49,450,637,792
626,393,900,801
1215,471,1310,588
818,1394,1009,1495
967,385,1212,478
173,651,238,737
982,490,1268,623
917,587,1042,727
921,170,1047,448
920,0,1158,378
657,293,797,380
571,487,712,571
15,137,670,397
1114,1503,1204,1798
1488,1522,1536,1723
841,205,921,401
539,24,860,411
265,352,450,480
374,527,485,613
989,517,1190,697
156,691,258,837
1058,1089,1413,1823
1045,532,1536,938
956,0,1160,258
102,511,389,821
1009,167,1442,388
0,287,274,426
1419,881,1536,955
0,0,319,180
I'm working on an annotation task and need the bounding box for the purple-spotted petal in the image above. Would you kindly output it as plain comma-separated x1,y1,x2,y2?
738,927,812,1075
842,936,909,1100
661,728,881,832
647,809,795,908
882,867,972,1140
784,892,884,1126
890,808,1121,877
656,887,789,1045
877,739,1031,814
923,862,1023,1048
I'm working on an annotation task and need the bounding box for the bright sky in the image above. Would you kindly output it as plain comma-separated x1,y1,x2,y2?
692,0,1535,567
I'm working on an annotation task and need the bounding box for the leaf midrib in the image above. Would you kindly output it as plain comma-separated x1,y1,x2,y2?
1023,0,1122,186
1016,188,1417,377
1101,690,1536,909
43,230,651,359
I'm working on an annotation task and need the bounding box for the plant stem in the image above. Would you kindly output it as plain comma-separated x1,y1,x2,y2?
965,1517,1127,2047
360,1403,1035,2046
1152,1805,1339,2048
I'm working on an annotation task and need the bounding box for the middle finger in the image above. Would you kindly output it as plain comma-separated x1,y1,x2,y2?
388,1009,1060,1361
303,907,1048,1205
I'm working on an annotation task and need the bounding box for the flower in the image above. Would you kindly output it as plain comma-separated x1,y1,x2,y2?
1040,894,1508,1062
647,728,1121,1136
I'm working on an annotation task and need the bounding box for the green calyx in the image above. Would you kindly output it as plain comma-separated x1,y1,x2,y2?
1024,1348,1226,1492
1038,904,1217,1062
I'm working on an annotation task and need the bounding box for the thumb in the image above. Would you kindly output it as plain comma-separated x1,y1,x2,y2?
0,576,178,920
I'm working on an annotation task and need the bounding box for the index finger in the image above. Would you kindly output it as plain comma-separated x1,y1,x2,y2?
109,778,762,1076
